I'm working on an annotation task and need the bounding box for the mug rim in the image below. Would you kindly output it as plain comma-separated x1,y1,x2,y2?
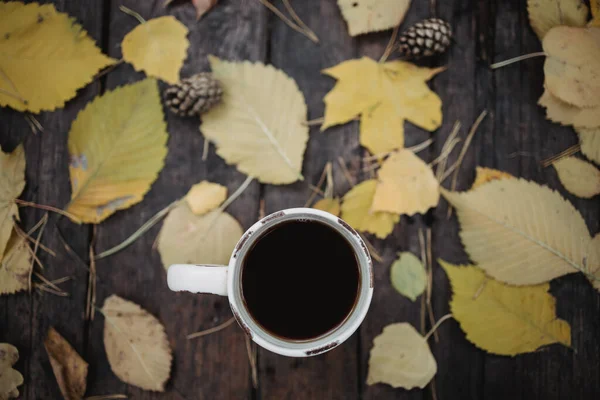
227,207,373,357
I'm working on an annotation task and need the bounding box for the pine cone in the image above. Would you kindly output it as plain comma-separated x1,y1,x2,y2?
397,18,452,59
164,73,223,117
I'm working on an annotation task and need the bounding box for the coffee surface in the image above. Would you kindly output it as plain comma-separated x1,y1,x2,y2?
241,220,359,340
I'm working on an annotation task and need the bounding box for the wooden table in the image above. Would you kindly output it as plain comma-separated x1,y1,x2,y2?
2,0,599,399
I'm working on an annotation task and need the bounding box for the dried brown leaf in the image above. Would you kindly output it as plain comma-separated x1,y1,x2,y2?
44,327,88,400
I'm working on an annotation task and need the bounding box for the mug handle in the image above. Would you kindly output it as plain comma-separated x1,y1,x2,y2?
167,264,228,296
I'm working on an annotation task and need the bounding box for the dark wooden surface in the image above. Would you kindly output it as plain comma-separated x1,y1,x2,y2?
1,0,599,399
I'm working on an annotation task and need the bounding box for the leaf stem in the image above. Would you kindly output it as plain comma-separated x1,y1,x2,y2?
119,5,146,24
490,52,546,69
424,313,453,341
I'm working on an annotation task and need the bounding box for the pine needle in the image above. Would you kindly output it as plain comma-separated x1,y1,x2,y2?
418,228,427,335
245,335,258,388
425,228,438,343
281,0,319,43
424,314,453,341
257,0,318,43
187,317,235,339
435,121,461,183
430,137,461,167
380,22,401,63
302,117,324,126
15,199,80,221
491,52,546,69
86,226,97,321
541,144,581,167
119,5,146,24
202,138,210,161
359,233,383,263
338,157,356,187
304,162,330,207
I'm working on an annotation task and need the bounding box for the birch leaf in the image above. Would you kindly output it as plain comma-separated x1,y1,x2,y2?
527,0,588,39
390,252,426,301
442,178,591,285
66,79,168,224
0,343,23,399
322,57,444,155
441,261,571,356
201,56,308,184
578,127,600,164
372,150,439,215
0,145,25,260
367,323,436,389
338,0,411,36
553,156,600,198
0,230,32,296
539,89,600,128
543,26,600,108
0,2,115,112
312,198,341,217
102,295,172,392
185,181,227,216
340,180,400,239
471,167,514,190
157,204,243,270
122,16,189,84
44,327,88,400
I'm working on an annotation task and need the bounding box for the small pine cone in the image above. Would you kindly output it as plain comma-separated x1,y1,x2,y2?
397,18,452,59
164,73,223,117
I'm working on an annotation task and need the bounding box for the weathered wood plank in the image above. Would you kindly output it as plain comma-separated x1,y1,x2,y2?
258,1,360,399
1,1,102,399
83,1,266,398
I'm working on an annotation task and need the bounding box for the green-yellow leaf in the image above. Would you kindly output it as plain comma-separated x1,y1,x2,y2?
0,230,32,296
441,260,571,356
185,181,227,216
367,323,436,389
527,0,589,40
157,204,243,270
578,127,600,165
553,156,600,198
442,178,591,285
312,198,341,217
390,252,426,301
122,16,189,84
201,56,308,184
0,145,25,260
0,343,24,399
340,180,400,239
0,2,115,112
66,79,168,224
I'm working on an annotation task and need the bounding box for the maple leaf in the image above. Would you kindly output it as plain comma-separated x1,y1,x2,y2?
367,323,436,389
441,261,571,356
372,150,439,215
66,79,168,224
312,198,341,217
122,16,189,84
0,343,23,399
0,2,115,112
337,0,412,36
340,180,400,239
102,295,172,392
442,178,592,285
578,127,600,164
553,156,600,198
390,252,426,301
0,145,25,260
201,56,308,184
322,57,444,155
44,327,88,400
527,0,589,39
185,181,227,215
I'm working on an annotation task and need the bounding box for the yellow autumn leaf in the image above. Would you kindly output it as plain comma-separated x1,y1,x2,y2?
590,0,600,26
553,156,600,198
122,16,189,84
340,180,400,239
0,2,115,112
367,323,436,389
66,79,168,224
312,198,341,217
0,343,23,399
0,145,25,260
337,0,411,36
441,261,571,356
102,295,172,392
0,230,32,296
185,181,227,216
471,167,514,189
578,127,600,164
442,178,591,285
538,89,600,128
322,57,444,155
390,252,426,301
586,234,600,291
527,0,589,39
543,26,600,108
157,205,243,270
372,150,439,215
44,327,88,400
201,56,308,184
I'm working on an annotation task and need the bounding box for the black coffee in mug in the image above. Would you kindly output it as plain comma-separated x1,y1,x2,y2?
241,220,360,340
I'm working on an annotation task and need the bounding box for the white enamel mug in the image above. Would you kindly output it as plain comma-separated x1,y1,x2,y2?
167,207,373,357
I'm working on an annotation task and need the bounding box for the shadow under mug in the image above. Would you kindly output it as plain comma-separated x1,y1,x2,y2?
167,207,373,357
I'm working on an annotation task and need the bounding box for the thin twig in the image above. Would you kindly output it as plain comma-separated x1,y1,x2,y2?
418,228,427,335
359,233,383,263
85,395,128,400
257,0,318,43
245,336,258,388
119,5,146,24
202,138,210,161
304,163,330,207
187,317,235,339
491,52,546,69
424,314,453,341
337,157,356,187
281,0,319,43
15,199,79,221
380,23,401,63
541,144,581,167
302,117,325,126
449,110,488,191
